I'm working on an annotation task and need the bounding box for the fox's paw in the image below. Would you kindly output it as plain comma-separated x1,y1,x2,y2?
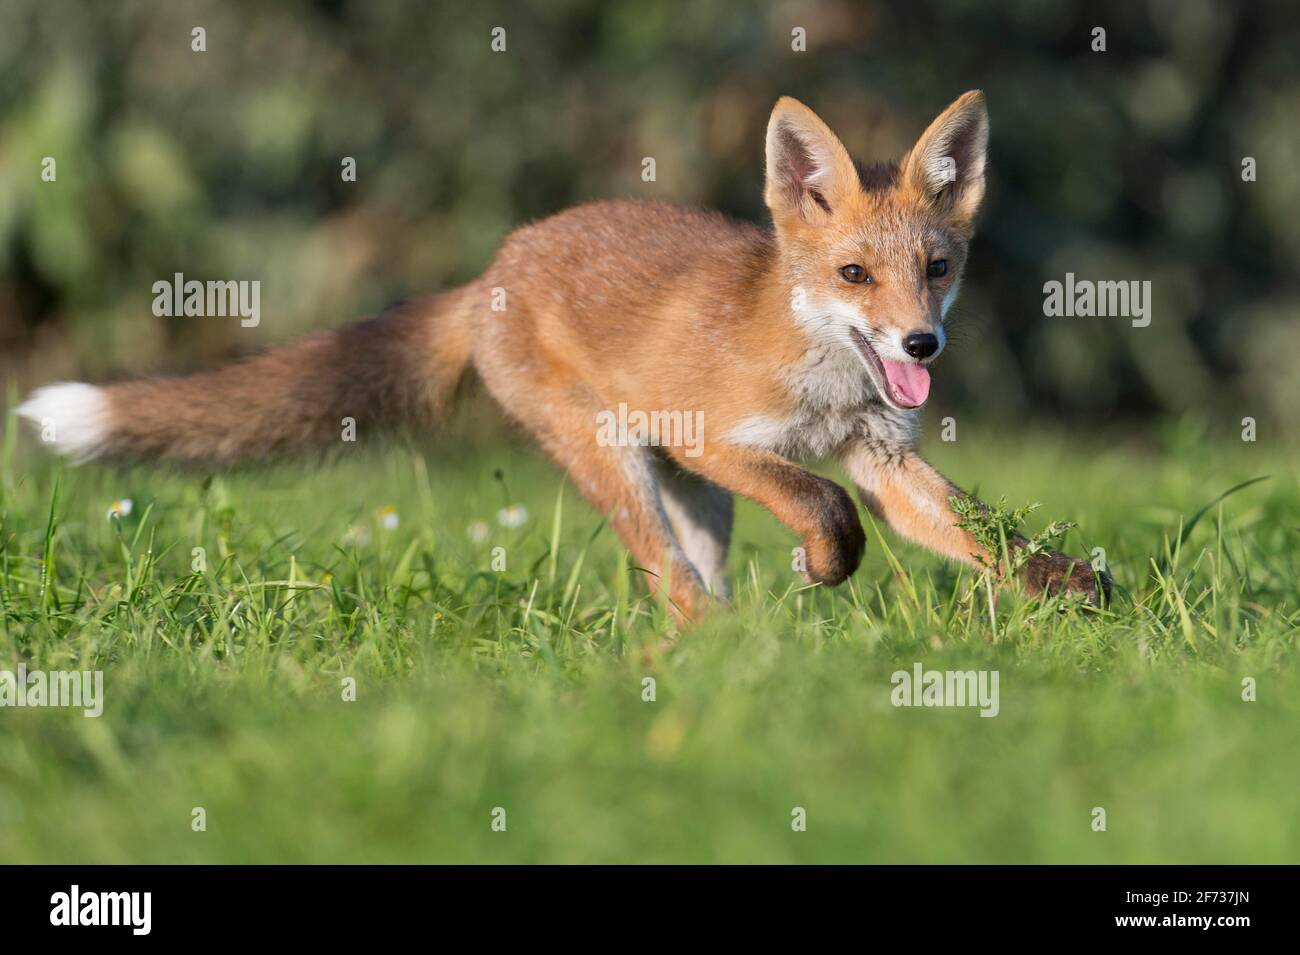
801,479,866,586
1022,552,1110,608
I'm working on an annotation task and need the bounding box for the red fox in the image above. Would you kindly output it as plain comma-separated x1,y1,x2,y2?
19,91,1108,617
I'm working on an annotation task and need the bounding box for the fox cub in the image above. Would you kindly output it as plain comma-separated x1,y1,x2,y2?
20,91,1108,617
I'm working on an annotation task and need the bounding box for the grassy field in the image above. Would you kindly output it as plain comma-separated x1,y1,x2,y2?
0,408,1296,864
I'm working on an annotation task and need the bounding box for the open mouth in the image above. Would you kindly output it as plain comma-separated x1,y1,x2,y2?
848,327,932,409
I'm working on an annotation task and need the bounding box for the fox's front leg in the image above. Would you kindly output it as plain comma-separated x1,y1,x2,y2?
842,440,1108,605
668,444,865,585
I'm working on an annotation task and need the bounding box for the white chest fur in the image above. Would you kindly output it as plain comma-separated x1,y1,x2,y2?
724,342,917,460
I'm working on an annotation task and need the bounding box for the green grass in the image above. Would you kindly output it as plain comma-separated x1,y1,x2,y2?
0,412,1297,863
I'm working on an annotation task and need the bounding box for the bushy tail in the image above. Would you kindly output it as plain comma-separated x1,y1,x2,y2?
17,288,476,465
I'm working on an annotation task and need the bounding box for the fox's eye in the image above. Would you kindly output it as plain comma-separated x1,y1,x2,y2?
839,264,871,284
927,259,948,278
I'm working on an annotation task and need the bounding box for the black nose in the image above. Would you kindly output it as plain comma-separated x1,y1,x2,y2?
902,333,939,359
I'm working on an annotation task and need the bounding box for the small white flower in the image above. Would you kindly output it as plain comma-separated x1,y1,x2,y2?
467,520,490,543
107,498,133,520
377,506,399,530
497,504,528,528
342,525,372,547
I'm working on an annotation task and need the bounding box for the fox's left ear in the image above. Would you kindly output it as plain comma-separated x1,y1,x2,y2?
901,90,988,230
764,97,862,227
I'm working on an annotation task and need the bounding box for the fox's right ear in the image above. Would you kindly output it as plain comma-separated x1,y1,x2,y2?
764,97,860,226
901,90,988,231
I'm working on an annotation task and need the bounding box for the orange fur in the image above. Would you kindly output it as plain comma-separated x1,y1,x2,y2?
21,92,1107,619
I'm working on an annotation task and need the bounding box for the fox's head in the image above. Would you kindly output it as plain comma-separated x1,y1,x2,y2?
764,91,988,411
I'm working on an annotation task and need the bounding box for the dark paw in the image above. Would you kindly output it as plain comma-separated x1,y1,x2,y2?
1022,552,1110,607
802,479,866,586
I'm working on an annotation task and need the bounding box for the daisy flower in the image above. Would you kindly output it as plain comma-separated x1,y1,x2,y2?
497,504,528,528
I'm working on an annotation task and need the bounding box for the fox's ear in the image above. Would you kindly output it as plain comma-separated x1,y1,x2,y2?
901,90,988,229
764,97,861,225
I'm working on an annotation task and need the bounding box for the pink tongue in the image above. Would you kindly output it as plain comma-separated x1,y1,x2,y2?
880,359,931,408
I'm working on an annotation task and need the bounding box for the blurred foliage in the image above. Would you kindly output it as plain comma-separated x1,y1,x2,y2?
1,0,1298,430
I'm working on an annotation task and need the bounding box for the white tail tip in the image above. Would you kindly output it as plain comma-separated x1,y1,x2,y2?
16,383,111,462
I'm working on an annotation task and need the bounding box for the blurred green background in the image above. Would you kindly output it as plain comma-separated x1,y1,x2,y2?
2,0,1298,429
2,1,1299,866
